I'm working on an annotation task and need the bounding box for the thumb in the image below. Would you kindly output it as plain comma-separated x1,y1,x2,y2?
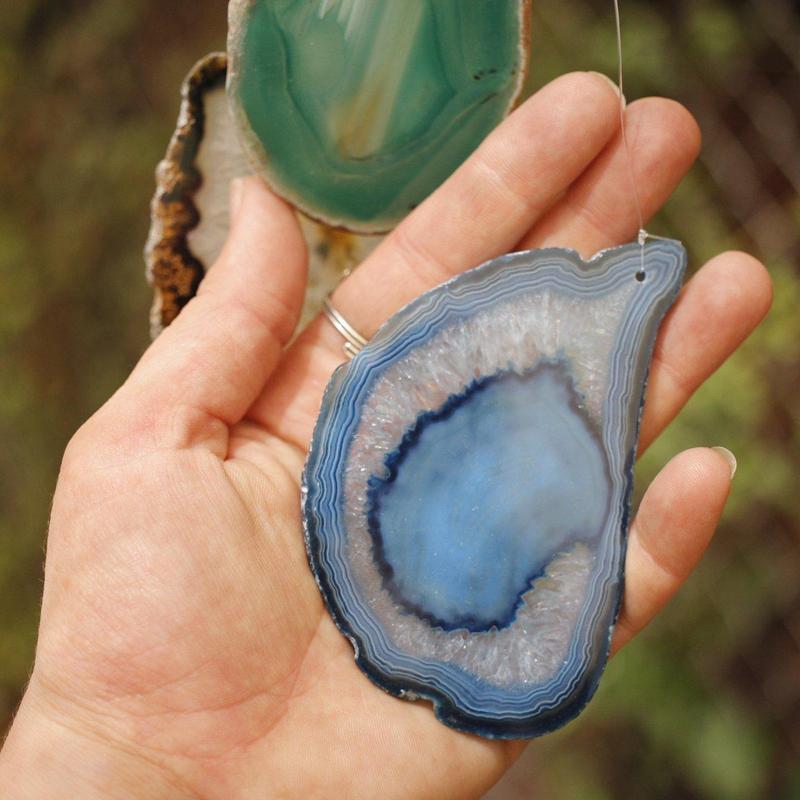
89,178,308,457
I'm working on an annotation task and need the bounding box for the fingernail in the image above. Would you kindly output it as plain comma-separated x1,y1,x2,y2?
230,177,246,221
712,446,738,479
589,71,627,108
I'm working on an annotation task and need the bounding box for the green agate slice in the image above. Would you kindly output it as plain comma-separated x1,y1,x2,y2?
228,0,529,232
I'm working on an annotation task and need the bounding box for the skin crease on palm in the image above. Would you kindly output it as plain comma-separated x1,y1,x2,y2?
0,73,773,800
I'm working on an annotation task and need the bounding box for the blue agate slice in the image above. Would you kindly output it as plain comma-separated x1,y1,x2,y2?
303,241,686,738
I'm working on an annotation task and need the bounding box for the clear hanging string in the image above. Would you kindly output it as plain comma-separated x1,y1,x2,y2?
612,0,670,277
613,0,644,233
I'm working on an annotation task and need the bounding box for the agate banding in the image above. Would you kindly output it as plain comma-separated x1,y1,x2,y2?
146,53,227,337
367,364,611,633
145,53,382,338
303,241,686,738
228,0,530,233
147,0,530,335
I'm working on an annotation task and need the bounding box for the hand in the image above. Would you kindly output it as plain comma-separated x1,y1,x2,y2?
0,73,771,800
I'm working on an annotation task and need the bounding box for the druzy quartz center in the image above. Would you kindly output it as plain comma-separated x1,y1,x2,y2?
367,364,611,632
303,241,687,739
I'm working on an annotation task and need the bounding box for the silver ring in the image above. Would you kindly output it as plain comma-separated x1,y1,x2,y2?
323,296,369,360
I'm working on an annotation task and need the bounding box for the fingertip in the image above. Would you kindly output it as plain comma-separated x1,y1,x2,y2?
613,446,732,652
625,97,702,174
584,70,625,103
711,446,738,479
477,70,623,206
649,446,733,539
655,97,702,157
515,71,622,138
228,175,303,238
547,70,624,117
670,251,772,359
666,445,733,489
703,250,773,323
642,250,772,453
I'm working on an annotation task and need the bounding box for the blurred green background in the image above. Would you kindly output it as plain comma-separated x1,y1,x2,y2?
0,1,798,798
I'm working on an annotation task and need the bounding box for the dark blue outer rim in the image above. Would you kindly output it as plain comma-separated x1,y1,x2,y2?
301,242,687,739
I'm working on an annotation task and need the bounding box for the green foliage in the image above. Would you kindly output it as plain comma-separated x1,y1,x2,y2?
686,2,748,69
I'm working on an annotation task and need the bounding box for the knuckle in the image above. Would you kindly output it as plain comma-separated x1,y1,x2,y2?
391,223,450,287
157,402,227,451
471,151,539,216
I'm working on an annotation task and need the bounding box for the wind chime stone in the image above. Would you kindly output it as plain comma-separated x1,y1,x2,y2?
145,54,382,337
228,0,530,232
146,1,529,335
303,241,686,738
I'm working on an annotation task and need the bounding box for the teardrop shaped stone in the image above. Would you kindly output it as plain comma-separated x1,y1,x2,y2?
303,240,686,738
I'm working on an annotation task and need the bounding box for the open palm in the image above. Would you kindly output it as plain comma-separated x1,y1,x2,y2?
4,74,771,800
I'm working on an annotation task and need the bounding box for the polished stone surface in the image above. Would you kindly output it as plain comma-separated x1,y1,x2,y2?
228,0,527,232
145,53,383,338
303,241,686,738
368,364,610,633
